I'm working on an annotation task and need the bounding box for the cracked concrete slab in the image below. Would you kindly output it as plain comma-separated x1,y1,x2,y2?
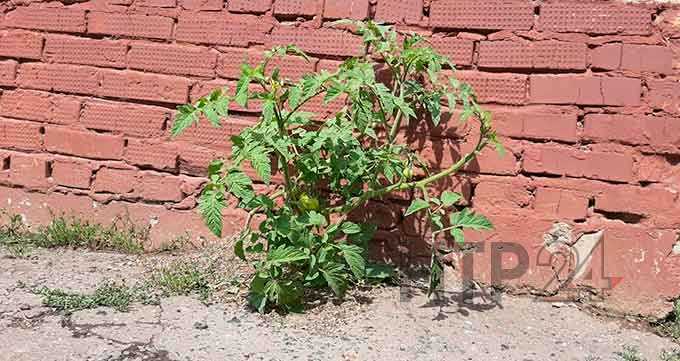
0,248,677,361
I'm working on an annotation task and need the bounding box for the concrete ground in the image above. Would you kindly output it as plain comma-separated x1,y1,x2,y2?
0,248,676,361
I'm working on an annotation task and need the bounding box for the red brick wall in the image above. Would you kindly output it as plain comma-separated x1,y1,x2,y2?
0,0,679,316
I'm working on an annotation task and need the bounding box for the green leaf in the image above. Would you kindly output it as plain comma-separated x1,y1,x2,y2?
267,246,310,266
198,187,226,237
337,243,365,279
301,211,326,227
234,236,246,261
235,69,251,107
225,169,255,203
248,148,272,184
449,208,493,230
440,191,461,207
428,256,443,297
171,105,198,137
320,262,348,297
450,228,464,245
365,263,395,280
207,160,224,178
249,275,268,313
404,198,429,216
340,221,361,235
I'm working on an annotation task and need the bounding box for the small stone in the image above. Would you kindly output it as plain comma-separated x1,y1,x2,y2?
18,303,31,311
194,321,208,330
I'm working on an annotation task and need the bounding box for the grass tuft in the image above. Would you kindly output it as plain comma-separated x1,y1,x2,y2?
0,212,148,255
38,281,135,313
147,259,225,302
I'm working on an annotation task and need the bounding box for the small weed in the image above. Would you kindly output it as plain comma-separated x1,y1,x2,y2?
615,345,646,361
0,212,148,254
0,213,37,257
147,260,223,302
661,349,680,361
655,299,680,342
38,281,135,313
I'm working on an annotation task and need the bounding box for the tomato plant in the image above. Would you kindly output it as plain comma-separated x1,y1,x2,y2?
172,21,503,312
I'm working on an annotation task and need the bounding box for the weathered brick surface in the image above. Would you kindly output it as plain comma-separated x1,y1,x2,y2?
128,43,217,77
479,41,586,70
0,90,80,125
0,30,43,59
453,71,527,105
81,101,168,137
539,2,652,35
530,75,641,106
323,0,369,20
88,12,173,39
44,35,127,68
0,60,18,86
51,160,92,189
375,0,423,24
98,69,192,104
274,0,319,17
176,12,270,47
45,127,124,160
0,0,678,317
428,37,475,66
268,26,364,57
430,0,534,30
523,143,634,183
5,8,86,33
0,118,43,151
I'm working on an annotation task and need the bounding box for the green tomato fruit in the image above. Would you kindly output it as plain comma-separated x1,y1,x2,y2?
299,193,320,211
402,167,414,180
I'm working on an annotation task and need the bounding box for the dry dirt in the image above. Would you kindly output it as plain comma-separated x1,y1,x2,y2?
0,247,676,361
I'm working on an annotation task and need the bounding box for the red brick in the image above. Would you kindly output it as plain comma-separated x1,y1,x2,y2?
595,185,678,220
51,160,92,189
636,155,680,184
539,2,651,35
584,114,680,152
88,12,173,39
81,101,168,137
274,0,319,17
173,116,256,149
473,179,532,212
0,60,17,86
601,77,641,107
646,79,680,115
268,26,364,57
0,30,43,59
621,45,673,74
428,37,474,66
190,79,232,101
45,127,124,160
176,11,271,47
5,8,86,33
0,118,43,151
139,172,183,201
492,106,578,143
316,59,342,73
93,168,138,194
217,48,317,80
452,71,527,105
228,0,272,13
522,143,634,183
430,0,534,30
128,43,217,77
177,143,224,176
0,90,80,125
590,44,621,70
534,187,589,220
99,69,191,104
8,154,50,190
530,75,640,106
375,0,423,24
125,139,178,170
479,41,586,70
137,0,176,7
44,35,127,68
179,0,223,10
17,63,99,95
323,0,369,20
